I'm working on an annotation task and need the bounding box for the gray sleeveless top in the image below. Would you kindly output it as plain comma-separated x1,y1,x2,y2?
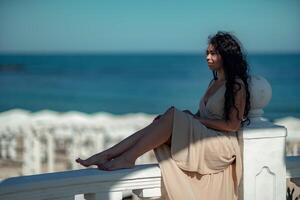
199,83,226,120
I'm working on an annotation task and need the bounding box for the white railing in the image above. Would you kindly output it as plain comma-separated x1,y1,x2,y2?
0,164,161,200
0,156,300,200
0,157,299,200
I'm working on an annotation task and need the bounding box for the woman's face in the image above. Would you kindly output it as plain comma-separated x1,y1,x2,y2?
206,44,223,71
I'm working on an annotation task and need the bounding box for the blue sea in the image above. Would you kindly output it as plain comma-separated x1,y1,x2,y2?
0,53,299,121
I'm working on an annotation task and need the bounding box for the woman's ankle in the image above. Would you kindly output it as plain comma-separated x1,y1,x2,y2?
121,152,137,165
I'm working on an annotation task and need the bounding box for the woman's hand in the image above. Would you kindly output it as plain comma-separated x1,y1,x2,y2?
193,115,202,121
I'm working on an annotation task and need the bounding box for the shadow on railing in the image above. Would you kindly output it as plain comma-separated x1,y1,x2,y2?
0,164,162,200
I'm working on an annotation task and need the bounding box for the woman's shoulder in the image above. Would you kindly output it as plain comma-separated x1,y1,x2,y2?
233,78,246,93
234,78,245,86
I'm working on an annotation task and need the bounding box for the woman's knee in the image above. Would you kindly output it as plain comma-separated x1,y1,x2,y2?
167,106,175,111
164,106,175,118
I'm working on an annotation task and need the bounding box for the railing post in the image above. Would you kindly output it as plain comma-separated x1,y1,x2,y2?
84,192,122,200
239,75,287,200
132,188,161,199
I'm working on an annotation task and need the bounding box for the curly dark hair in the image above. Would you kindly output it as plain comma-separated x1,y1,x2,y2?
208,31,251,126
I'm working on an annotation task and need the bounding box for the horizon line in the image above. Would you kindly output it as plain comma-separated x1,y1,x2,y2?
1,50,300,56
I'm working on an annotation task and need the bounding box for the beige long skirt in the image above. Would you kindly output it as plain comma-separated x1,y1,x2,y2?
154,108,242,200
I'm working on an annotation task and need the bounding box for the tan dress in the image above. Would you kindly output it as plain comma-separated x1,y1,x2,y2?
154,83,242,200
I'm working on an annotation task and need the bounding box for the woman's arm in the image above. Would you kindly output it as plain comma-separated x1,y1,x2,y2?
195,80,246,132
195,118,240,132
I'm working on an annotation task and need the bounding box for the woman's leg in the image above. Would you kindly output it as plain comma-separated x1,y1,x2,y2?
76,126,145,167
100,107,175,170
76,107,174,168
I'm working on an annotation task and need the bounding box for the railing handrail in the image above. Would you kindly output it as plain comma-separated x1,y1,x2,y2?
1,157,300,199
0,164,161,199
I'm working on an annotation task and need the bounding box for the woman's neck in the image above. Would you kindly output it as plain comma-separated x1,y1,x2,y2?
216,70,225,81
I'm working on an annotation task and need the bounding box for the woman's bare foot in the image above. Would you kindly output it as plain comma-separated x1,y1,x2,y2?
76,151,112,168
101,154,136,171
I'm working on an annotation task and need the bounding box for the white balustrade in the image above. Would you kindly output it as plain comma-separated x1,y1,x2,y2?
0,164,161,200
238,75,287,200
239,121,287,200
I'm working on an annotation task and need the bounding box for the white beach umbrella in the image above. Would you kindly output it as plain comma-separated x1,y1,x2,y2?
0,109,31,134
31,110,59,125
61,111,92,127
0,109,30,124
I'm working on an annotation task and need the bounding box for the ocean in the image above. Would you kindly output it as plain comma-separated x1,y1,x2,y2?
0,53,299,121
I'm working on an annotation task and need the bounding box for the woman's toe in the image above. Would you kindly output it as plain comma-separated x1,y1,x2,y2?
76,158,90,167
76,158,83,164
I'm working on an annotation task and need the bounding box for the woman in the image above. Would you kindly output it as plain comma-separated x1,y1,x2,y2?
76,31,251,200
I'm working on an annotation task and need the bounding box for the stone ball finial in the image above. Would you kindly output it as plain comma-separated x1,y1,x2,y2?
248,75,272,118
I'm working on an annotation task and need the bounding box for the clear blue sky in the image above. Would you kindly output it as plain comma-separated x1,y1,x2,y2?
0,0,299,53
